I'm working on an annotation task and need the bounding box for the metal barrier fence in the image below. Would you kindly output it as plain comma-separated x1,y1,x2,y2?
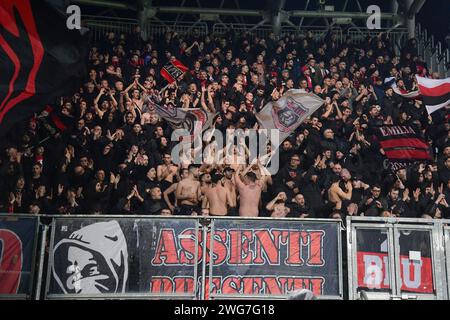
82,16,209,43
0,214,343,300
82,16,139,43
212,23,344,43
347,27,409,55
82,17,347,43
82,17,429,58
4,214,450,300
346,217,449,300
416,24,450,77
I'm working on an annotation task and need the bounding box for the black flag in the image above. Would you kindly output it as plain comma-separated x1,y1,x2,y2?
0,0,89,136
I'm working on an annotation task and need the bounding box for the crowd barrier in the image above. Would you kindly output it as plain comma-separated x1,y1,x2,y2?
416,24,450,78
347,217,449,300
0,214,343,300
2,214,450,300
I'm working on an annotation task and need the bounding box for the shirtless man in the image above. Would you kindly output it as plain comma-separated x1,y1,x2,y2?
234,166,262,217
200,173,212,196
328,169,353,210
157,153,178,186
175,165,201,215
266,192,290,218
203,174,231,216
223,167,238,216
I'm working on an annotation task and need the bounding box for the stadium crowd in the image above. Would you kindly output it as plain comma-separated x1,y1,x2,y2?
1,27,450,219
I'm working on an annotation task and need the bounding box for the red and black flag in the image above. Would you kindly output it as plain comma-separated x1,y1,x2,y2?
0,0,89,136
416,76,450,114
37,104,74,137
377,125,433,171
160,58,189,84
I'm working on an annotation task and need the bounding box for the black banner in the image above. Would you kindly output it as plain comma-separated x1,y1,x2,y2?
48,218,200,297
47,217,342,299
376,125,432,171
207,219,341,298
0,216,38,297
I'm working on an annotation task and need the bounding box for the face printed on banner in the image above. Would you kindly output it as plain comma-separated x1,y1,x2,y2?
65,246,111,293
52,221,128,294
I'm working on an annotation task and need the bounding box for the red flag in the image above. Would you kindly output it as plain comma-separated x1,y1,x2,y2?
160,59,189,84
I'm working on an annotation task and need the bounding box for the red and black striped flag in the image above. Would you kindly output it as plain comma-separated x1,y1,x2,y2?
160,58,189,84
416,76,450,114
0,0,89,136
377,125,433,171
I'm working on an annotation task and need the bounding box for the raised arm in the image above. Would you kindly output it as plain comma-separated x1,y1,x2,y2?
266,193,283,211
234,166,245,189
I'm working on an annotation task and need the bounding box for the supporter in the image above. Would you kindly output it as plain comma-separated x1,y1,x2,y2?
1,29,449,221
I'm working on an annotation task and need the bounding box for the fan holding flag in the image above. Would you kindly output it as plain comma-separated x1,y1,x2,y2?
160,56,189,85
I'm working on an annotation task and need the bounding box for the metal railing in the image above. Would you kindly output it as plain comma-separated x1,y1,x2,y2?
4,213,450,300
82,16,209,42
416,23,450,77
1,214,343,300
82,16,139,42
212,23,344,42
346,217,450,300
347,27,409,55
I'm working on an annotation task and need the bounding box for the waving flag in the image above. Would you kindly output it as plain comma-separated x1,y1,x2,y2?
149,98,215,137
377,125,432,171
393,87,421,99
416,76,450,114
0,0,89,136
160,58,189,84
256,90,324,147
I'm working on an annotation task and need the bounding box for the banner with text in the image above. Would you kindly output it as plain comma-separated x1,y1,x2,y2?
207,219,341,299
356,228,434,294
376,125,432,171
46,217,342,299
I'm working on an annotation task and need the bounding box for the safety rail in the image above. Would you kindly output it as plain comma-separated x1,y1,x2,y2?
346,216,450,300
0,214,343,300
143,20,209,39
212,23,273,38
82,17,139,43
3,214,450,300
212,23,343,42
82,16,345,43
416,23,450,77
82,17,209,42
347,27,409,55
